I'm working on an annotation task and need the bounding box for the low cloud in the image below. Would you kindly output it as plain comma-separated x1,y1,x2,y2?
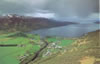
25,9,56,19
0,0,99,21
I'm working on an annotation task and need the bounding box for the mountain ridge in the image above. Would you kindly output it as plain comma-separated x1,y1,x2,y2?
0,14,77,32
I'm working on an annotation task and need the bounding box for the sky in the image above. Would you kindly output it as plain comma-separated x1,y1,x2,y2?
0,0,99,21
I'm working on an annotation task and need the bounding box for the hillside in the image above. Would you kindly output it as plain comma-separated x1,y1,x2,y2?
32,30,100,64
0,14,77,32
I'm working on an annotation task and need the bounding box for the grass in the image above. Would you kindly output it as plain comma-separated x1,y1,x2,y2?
47,37,74,46
0,45,32,64
0,33,41,64
28,45,41,54
33,30,100,64
0,37,30,44
0,32,75,64
58,40,74,46
47,37,58,42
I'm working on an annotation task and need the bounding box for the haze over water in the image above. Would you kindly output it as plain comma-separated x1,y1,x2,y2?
31,23,99,38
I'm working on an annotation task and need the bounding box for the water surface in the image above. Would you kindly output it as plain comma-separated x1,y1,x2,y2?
31,24,99,38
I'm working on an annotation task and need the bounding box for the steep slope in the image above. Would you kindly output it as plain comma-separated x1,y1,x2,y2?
0,15,77,32
33,30,100,64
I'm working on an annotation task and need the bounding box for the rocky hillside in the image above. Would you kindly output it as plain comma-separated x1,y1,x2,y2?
0,14,77,32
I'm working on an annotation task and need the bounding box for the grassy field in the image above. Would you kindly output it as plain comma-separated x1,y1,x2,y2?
47,37,74,46
0,32,41,64
0,32,75,64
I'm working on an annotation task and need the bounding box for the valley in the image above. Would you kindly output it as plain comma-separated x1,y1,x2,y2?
0,30,99,64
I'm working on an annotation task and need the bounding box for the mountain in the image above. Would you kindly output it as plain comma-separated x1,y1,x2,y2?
0,14,77,32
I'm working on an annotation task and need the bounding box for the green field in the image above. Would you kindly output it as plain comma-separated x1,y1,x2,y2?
0,33,75,64
0,33,41,64
47,37,74,46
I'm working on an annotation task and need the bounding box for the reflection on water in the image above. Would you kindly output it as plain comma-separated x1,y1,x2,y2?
31,24,99,38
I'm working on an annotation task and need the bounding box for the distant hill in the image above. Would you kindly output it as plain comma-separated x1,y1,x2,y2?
0,14,77,32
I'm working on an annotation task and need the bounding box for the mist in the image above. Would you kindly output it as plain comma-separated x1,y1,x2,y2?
0,0,99,21
46,0,99,17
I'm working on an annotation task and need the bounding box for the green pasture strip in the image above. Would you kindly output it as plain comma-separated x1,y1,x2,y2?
0,37,30,44
58,40,74,46
47,38,58,42
47,37,75,46
28,45,41,54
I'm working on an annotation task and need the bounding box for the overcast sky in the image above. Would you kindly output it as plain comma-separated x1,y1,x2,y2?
0,0,99,21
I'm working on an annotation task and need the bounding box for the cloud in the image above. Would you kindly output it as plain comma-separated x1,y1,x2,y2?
33,13,55,18
46,0,99,17
0,0,99,20
25,9,56,18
